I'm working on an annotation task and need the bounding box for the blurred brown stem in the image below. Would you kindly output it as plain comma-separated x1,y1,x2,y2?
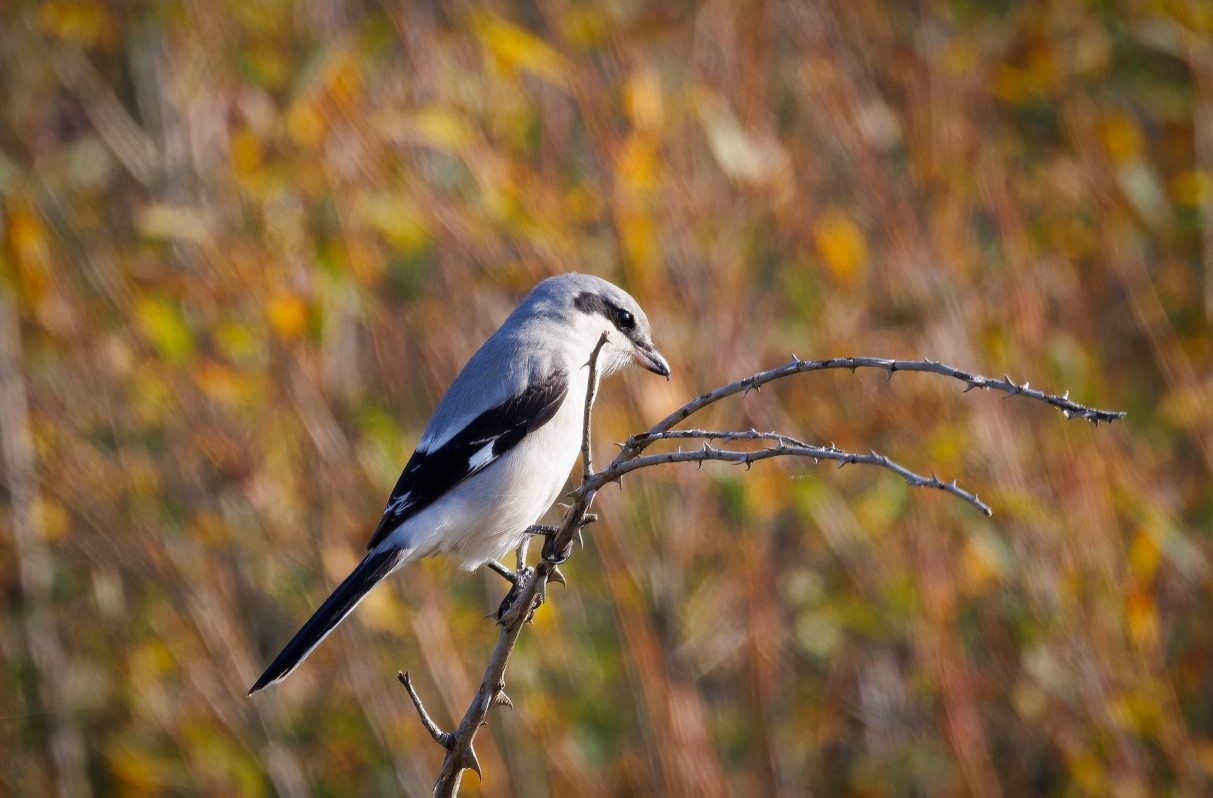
0,292,92,798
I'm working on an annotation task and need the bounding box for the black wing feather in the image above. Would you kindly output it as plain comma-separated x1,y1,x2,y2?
367,368,569,550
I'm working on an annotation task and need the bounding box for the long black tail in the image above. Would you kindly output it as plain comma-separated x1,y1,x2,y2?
249,548,406,695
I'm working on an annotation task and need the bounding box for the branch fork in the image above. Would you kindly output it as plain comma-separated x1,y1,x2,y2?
407,353,1125,795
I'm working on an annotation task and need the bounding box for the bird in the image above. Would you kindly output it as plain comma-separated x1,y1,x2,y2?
249,273,670,694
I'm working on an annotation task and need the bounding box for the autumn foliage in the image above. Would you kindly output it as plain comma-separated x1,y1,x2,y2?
2,1,1211,796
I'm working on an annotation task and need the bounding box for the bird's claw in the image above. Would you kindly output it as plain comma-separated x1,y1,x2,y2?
496,566,537,623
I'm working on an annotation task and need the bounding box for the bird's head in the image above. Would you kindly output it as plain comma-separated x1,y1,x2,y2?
531,273,670,379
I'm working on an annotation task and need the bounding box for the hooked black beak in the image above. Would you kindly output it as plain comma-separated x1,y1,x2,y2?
635,343,671,380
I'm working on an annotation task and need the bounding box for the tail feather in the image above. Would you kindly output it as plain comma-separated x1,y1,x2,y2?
249,548,406,695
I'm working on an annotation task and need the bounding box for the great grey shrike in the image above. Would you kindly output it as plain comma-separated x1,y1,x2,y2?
249,273,669,693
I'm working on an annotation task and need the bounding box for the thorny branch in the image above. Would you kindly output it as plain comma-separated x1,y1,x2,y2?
408,355,1125,796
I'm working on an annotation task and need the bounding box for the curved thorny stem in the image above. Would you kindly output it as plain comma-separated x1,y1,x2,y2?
407,355,1125,796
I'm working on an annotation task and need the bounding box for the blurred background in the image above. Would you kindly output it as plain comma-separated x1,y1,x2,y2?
2,0,1211,795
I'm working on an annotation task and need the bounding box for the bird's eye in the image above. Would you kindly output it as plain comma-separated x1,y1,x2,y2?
614,308,636,330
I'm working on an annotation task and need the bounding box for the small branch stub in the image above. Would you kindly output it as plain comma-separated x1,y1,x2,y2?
398,672,455,750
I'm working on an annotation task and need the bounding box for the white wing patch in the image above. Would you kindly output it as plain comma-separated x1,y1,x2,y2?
468,441,497,472
384,491,412,517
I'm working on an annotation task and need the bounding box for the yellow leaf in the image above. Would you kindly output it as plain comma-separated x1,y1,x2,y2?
229,127,262,176
40,1,116,46
618,210,657,272
193,359,255,405
408,108,474,153
989,64,1035,105
135,296,194,364
214,320,259,362
1101,113,1142,163
324,50,364,110
1125,587,1159,648
813,208,868,283
626,70,664,131
741,469,788,522
961,534,1007,593
618,135,658,195
286,101,327,148
561,6,609,48
32,497,70,542
941,40,978,76
470,12,570,86
1171,169,1210,206
1108,691,1160,735
7,204,54,299
1127,528,1162,582
267,294,309,340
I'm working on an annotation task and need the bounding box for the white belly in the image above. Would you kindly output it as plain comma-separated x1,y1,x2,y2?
386,376,589,569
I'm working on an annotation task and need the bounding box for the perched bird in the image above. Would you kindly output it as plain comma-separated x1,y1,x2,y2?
249,273,669,694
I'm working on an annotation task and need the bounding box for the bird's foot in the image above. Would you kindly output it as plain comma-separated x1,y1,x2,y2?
494,562,569,624
538,513,598,564
485,559,518,585
496,566,536,623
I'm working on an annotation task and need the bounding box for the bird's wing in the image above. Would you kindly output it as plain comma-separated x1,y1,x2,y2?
367,366,569,550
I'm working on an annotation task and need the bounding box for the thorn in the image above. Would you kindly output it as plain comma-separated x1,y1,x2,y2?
493,690,513,710
549,565,567,587
1062,390,1070,401
460,745,483,780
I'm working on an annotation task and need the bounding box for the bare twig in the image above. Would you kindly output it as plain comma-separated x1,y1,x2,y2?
399,672,455,749
417,356,1126,794
581,333,610,482
619,356,1125,463
585,433,992,516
